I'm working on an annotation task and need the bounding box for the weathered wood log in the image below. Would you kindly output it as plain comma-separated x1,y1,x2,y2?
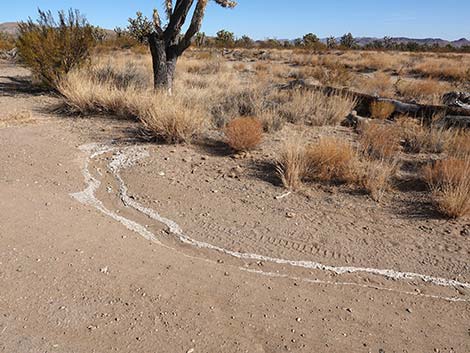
440,115,470,128
277,80,470,123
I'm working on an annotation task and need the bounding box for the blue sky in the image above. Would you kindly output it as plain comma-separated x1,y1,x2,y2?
1,0,469,40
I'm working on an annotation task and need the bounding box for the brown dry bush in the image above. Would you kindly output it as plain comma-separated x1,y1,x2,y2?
358,121,401,160
370,101,395,120
424,158,470,218
224,117,263,151
304,138,357,183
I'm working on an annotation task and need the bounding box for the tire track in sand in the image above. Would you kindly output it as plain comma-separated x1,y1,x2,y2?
71,143,470,302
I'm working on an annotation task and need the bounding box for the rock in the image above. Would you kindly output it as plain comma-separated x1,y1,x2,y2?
461,225,470,237
286,212,296,219
100,267,109,274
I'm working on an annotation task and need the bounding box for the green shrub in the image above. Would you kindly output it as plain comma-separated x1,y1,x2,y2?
17,9,97,89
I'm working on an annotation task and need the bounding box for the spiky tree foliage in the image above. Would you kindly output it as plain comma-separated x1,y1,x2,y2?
136,0,236,90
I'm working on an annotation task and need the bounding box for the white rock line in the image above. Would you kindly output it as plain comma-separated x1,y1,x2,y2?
71,143,470,301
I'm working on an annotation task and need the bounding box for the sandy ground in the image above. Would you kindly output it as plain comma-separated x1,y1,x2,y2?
1,60,469,353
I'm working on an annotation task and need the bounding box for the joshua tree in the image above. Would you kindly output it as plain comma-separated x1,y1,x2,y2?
141,0,236,91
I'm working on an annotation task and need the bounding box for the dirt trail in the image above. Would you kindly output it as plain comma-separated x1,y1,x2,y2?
1,61,469,353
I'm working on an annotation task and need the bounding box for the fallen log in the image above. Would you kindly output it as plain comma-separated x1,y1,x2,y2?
277,80,470,123
440,115,470,128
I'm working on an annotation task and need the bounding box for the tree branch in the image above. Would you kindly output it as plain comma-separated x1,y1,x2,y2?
164,0,195,44
178,0,208,53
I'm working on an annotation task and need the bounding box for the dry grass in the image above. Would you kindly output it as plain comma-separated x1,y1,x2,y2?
139,92,206,143
279,89,356,126
304,138,357,182
257,109,285,133
359,72,395,97
224,117,263,151
370,101,395,120
396,78,451,105
396,117,452,153
358,158,397,202
424,158,470,218
276,138,308,190
445,130,470,158
412,58,470,82
358,121,401,160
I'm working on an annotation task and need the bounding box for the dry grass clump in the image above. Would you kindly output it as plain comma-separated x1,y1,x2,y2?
58,69,141,117
358,121,401,160
139,93,206,143
224,117,263,151
211,85,267,127
396,78,451,105
424,158,470,218
276,138,308,190
256,109,285,133
358,158,397,202
359,72,395,97
370,101,395,120
279,89,356,126
310,60,353,87
446,131,470,158
304,138,357,182
396,117,451,153
185,58,226,75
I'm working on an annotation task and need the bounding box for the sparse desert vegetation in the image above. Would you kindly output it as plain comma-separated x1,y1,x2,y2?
1,3,470,352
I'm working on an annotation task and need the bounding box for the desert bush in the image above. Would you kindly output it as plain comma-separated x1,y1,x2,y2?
370,101,395,120
358,121,400,160
279,89,356,126
358,158,397,202
424,158,470,218
276,138,308,190
224,117,263,151
304,138,357,183
17,9,97,89
396,117,450,153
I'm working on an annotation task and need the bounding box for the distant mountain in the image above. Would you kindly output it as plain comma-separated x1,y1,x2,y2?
1,21,469,48
325,36,470,48
0,22,20,36
0,22,115,38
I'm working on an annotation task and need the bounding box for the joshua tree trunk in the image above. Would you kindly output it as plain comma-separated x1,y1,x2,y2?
148,33,178,91
145,0,237,91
